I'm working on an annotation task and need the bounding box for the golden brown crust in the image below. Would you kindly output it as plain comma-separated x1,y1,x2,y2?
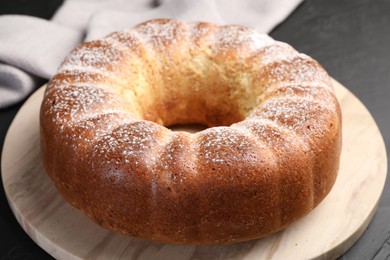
40,19,342,245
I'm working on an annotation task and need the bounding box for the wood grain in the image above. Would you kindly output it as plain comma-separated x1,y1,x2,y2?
1,80,387,260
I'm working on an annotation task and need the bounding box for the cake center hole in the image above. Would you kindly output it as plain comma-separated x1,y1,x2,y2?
168,123,208,133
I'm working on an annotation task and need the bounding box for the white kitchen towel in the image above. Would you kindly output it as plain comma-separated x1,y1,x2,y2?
0,0,303,108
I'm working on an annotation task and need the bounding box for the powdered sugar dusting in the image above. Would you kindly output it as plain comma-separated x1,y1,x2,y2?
104,30,145,55
196,127,256,164
61,112,132,155
151,132,194,186
257,42,297,64
250,97,333,141
59,64,114,77
267,80,334,93
266,54,329,85
213,25,274,54
47,70,107,94
44,85,123,128
259,83,335,107
135,20,181,48
233,118,310,153
106,30,139,43
187,22,213,42
92,121,162,166
61,40,123,73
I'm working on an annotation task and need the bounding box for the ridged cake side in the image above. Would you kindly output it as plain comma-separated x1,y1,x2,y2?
40,19,342,244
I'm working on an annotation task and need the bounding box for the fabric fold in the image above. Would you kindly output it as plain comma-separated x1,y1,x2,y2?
0,63,39,108
0,15,83,78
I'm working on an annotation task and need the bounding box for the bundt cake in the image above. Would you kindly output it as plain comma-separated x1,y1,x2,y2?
40,19,342,245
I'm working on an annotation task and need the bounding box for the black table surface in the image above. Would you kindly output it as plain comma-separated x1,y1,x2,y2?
1,0,389,259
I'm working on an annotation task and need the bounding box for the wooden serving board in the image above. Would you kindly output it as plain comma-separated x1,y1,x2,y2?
1,80,387,260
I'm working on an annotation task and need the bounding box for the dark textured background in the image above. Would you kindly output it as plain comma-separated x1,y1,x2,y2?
1,0,389,259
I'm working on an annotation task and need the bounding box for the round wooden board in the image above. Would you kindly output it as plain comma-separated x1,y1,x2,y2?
1,80,387,260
